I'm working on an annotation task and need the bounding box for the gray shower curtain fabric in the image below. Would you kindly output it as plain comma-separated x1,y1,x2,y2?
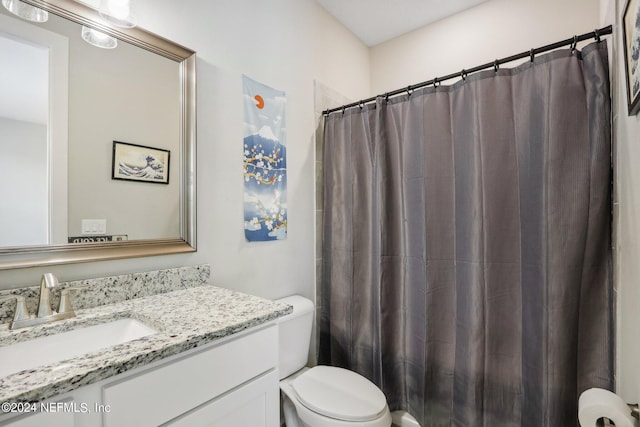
319,41,612,427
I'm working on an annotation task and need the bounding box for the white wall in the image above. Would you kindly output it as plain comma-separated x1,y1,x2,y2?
609,0,640,403
370,0,600,94
0,0,370,305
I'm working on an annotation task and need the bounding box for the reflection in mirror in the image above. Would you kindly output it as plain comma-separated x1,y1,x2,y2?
0,0,196,269
0,10,68,248
0,32,48,246
63,15,180,241
0,4,180,246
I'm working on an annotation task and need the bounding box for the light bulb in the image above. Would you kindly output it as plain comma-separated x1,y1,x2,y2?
99,0,136,28
2,0,48,22
81,26,118,49
106,0,129,20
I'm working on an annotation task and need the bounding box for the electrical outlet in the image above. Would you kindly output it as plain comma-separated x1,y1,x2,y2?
81,219,106,235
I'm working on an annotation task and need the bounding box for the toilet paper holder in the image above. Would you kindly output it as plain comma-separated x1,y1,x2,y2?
629,403,639,420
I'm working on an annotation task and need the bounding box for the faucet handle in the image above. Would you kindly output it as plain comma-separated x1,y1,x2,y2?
0,295,31,324
58,286,89,315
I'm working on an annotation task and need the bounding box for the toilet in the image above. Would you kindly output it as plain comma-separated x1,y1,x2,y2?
277,295,392,427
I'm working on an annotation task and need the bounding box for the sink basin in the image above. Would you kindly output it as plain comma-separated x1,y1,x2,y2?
0,318,157,378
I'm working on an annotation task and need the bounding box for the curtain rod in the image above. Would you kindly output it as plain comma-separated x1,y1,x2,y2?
323,25,613,116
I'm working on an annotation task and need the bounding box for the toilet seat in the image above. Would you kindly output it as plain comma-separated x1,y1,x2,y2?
292,366,388,422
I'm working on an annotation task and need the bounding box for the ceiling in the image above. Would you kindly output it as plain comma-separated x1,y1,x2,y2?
314,0,489,47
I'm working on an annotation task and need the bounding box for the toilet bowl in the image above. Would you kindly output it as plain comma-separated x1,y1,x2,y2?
280,366,391,427
276,295,392,427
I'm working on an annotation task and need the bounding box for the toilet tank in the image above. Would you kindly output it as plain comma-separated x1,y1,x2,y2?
276,295,314,379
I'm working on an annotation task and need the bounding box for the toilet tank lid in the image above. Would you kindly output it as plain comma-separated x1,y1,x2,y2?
292,366,388,422
276,295,314,318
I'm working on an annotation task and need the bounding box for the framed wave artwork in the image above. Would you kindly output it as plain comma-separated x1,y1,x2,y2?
111,141,170,184
623,0,640,115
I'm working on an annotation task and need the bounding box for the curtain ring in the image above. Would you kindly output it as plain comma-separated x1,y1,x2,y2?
359,101,364,110
341,106,346,115
571,35,578,53
384,92,390,102
460,69,467,80
494,59,500,72
406,86,412,96
594,28,601,42
530,48,535,63
433,77,440,88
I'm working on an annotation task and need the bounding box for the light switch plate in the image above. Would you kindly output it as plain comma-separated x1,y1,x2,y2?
81,219,106,235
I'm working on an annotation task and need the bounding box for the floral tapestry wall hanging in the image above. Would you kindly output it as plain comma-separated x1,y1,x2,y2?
242,75,287,241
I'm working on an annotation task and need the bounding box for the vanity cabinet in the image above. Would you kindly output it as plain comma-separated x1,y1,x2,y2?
0,323,280,427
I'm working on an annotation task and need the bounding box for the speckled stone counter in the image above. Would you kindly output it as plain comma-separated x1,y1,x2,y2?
0,264,211,324
0,285,291,404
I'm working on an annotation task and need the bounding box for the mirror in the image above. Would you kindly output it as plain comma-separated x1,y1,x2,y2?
0,0,196,269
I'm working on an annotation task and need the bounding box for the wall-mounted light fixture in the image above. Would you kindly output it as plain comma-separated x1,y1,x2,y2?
2,0,48,22
99,0,136,28
81,25,117,49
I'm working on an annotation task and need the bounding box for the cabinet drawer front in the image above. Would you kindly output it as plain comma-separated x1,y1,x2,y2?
103,325,277,427
165,370,279,427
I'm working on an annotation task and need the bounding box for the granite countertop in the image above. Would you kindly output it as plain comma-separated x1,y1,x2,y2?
0,285,291,404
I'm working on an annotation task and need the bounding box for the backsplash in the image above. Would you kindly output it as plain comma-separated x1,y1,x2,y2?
0,264,211,325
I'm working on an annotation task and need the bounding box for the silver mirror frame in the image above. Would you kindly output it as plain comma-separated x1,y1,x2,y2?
0,0,196,270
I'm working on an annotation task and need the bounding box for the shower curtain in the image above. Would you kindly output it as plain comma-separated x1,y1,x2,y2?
319,41,612,427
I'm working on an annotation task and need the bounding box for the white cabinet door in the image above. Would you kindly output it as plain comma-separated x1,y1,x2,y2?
0,383,103,427
165,370,280,427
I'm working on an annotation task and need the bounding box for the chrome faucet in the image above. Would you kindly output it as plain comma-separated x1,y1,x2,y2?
37,273,58,318
0,274,87,330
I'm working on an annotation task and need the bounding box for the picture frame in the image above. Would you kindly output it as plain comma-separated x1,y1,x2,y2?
111,141,170,184
623,0,640,115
